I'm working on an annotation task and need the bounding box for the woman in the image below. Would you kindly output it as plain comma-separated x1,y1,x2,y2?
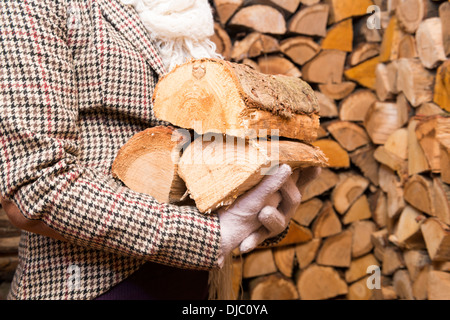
0,0,316,300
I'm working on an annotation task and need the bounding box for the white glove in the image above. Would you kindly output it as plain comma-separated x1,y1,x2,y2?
217,165,322,266
239,166,321,252
217,164,290,266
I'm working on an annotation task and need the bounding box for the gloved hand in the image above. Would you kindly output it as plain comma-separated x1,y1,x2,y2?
239,166,322,253
217,164,321,266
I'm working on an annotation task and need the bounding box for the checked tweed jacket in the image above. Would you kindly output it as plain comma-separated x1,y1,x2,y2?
0,0,224,299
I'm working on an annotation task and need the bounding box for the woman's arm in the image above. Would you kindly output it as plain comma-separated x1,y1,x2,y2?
0,0,220,270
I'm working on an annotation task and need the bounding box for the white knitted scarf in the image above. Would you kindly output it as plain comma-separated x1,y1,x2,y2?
120,0,222,71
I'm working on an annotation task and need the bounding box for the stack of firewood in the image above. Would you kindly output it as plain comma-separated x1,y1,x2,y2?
209,0,450,300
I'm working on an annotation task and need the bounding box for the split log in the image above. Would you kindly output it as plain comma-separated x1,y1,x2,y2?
415,102,444,116
315,91,338,118
384,128,408,160
273,246,296,277
415,18,446,69
398,34,418,59
415,115,441,173
427,270,450,300
404,174,434,216
293,197,323,227
249,274,299,300
395,0,439,34
297,264,348,300
436,115,450,151
393,269,414,300
178,135,328,213
354,15,382,44
345,254,379,283
287,4,329,37
440,145,450,184
342,195,372,225
153,58,320,142
349,42,380,66
348,277,374,300
433,177,450,225
350,220,377,258
324,0,375,24
213,0,244,24
321,18,353,52
395,93,411,127
331,173,369,214
265,0,301,14
371,228,389,262
379,16,404,63
311,200,342,238
382,245,405,276
271,221,313,247
407,119,430,176
279,36,320,66
440,1,450,56
373,145,408,177
378,165,406,219
339,89,377,122
412,266,429,300
344,56,379,89
230,32,280,61
396,58,434,107
301,168,339,201
433,60,450,112
327,121,370,152
392,206,426,249
421,217,450,261
403,250,431,281
311,139,350,168
257,55,302,77
375,63,397,101
364,101,405,145
245,0,302,14
316,230,353,267
349,145,380,186
369,189,388,228
295,238,321,269
111,126,188,204
302,50,347,84
372,285,398,300
318,82,356,101
229,5,287,34
243,248,277,278
211,23,232,61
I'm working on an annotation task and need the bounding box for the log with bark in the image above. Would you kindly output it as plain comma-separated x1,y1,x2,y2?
153,58,320,142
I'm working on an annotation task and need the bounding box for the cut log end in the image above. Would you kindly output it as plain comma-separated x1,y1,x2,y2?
112,126,189,204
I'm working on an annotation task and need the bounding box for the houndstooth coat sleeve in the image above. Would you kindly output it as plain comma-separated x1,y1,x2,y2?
0,0,222,299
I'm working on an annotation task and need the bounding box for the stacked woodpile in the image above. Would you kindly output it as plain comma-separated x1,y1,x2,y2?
209,0,450,300
0,205,20,300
